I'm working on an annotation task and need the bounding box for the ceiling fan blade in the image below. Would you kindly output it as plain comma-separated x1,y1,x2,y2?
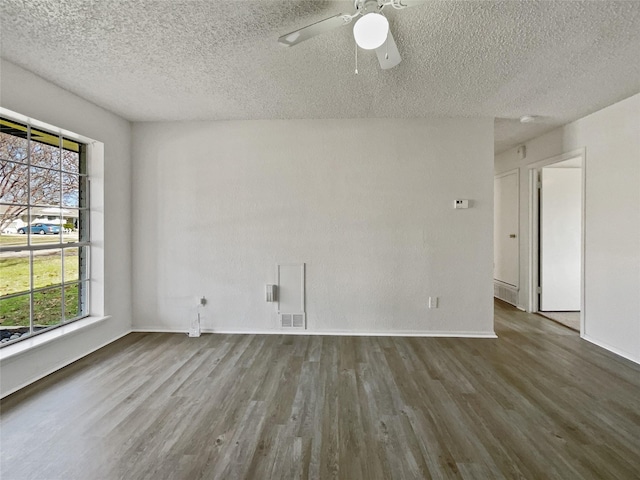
376,31,401,69
278,14,349,47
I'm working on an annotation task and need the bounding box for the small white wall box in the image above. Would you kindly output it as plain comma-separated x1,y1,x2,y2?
454,199,469,209
265,284,277,302
189,309,201,337
188,296,206,337
517,145,527,160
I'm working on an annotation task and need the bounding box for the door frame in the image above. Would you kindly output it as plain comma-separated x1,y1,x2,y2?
528,148,586,334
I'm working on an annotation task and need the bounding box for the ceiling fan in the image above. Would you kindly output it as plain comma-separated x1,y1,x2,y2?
278,0,425,70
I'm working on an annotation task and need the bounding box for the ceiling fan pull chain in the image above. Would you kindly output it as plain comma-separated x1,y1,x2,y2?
385,34,389,59
355,42,359,75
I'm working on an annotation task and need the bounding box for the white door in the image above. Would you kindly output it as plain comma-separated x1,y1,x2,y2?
540,166,582,311
494,171,519,287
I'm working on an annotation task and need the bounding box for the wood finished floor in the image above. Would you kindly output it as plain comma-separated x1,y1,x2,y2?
1,301,639,480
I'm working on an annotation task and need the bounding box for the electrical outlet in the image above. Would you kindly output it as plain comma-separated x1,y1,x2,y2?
428,296,439,309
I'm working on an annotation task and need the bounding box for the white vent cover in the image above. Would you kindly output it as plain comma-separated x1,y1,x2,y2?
494,282,518,306
280,313,306,329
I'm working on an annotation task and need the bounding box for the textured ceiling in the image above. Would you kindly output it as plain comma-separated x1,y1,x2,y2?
1,0,639,153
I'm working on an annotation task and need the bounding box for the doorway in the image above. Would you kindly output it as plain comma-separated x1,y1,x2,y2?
530,152,585,333
494,169,519,302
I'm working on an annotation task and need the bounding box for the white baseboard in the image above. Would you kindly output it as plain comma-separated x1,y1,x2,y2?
132,328,188,334
582,334,639,365
132,327,497,339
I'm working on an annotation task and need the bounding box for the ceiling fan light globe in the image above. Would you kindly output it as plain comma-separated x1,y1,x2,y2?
353,13,389,50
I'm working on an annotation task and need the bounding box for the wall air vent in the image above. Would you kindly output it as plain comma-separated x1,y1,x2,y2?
280,313,306,329
494,281,518,306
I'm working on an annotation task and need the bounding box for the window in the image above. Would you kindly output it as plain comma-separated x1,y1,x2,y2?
0,116,90,345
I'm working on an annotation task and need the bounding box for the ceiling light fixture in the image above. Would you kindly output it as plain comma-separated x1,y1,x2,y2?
353,13,389,50
519,115,537,123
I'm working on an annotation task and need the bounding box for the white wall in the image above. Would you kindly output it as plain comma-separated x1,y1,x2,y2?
495,93,640,363
132,118,495,336
0,60,133,396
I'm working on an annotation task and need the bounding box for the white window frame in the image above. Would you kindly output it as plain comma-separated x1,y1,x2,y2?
0,108,104,346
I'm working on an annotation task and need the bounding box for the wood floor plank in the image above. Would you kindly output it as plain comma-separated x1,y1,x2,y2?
2,300,639,479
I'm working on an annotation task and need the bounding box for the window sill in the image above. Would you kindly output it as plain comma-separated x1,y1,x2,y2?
0,315,111,362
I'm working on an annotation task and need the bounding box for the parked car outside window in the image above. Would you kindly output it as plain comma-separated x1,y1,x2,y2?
16,223,61,235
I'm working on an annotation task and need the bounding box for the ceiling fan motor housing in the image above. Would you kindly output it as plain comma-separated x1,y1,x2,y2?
356,0,384,14
278,0,408,70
